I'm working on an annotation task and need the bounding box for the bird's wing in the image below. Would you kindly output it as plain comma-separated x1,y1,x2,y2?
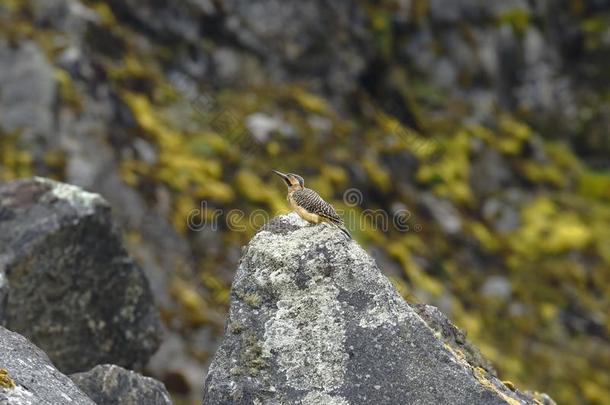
292,188,344,225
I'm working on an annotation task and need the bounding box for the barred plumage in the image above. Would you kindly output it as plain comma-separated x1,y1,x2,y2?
291,188,343,225
273,169,351,239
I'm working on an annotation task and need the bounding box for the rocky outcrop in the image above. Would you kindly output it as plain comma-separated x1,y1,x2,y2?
71,364,172,405
0,326,95,405
203,214,553,405
0,178,163,374
1,0,606,402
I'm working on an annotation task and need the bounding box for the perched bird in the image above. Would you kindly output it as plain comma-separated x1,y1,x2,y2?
273,170,351,239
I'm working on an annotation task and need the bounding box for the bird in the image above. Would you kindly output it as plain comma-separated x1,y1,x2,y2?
273,170,351,239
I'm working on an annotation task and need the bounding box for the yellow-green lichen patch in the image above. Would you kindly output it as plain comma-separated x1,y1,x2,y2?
0,369,15,389
473,367,522,405
169,277,214,327
0,132,33,180
508,197,592,258
495,8,532,35
579,170,610,201
417,129,473,204
235,288,263,309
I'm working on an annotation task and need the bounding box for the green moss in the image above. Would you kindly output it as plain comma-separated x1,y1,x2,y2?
240,333,267,376
509,197,592,258
416,129,473,204
366,5,393,57
54,68,82,111
496,9,531,35
579,170,610,201
0,132,33,180
201,271,231,306
410,0,429,25
244,293,262,308
235,289,263,309
229,322,245,335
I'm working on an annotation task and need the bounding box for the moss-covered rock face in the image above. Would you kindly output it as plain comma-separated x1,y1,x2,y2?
204,213,552,405
0,0,609,403
0,178,163,374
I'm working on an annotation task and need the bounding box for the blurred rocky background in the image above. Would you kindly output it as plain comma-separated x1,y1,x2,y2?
0,0,608,404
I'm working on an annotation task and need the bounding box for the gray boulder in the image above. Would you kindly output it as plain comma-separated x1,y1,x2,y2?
70,364,172,405
0,326,95,405
203,213,551,404
0,177,163,374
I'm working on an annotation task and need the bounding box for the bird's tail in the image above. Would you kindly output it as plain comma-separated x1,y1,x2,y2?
337,223,351,240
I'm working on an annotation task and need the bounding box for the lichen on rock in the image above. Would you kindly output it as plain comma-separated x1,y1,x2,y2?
0,177,163,374
0,326,95,404
0,369,15,389
203,213,552,404
70,364,172,405
36,176,106,215
263,281,348,392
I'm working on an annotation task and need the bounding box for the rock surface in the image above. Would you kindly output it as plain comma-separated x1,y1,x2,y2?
0,326,95,405
71,364,172,405
0,177,163,374
203,213,550,405
1,0,606,402
221,0,373,95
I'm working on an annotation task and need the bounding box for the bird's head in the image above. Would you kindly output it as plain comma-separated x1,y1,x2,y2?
273,170,304,189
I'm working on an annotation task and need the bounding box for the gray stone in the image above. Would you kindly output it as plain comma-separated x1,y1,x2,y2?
420,193,462,235
482,196,522,233
0,326,95,405
481,276,512,300
245,113,295,143
470,147,513,198
412,303,496,374
222,0,373,95
0,41,55,141
147,331,208,405
203,213,547,404
0,271,7,324
70,364,172,405
0,178,163,374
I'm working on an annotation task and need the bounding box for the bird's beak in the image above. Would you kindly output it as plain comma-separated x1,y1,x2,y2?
272,170,291,186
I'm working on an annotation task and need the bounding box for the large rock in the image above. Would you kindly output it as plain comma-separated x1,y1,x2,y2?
203,213,552,404
0,326,95,405
70,364,172,405
0,177,162,374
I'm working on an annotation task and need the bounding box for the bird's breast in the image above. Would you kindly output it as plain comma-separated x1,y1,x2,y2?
288,193,321,224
